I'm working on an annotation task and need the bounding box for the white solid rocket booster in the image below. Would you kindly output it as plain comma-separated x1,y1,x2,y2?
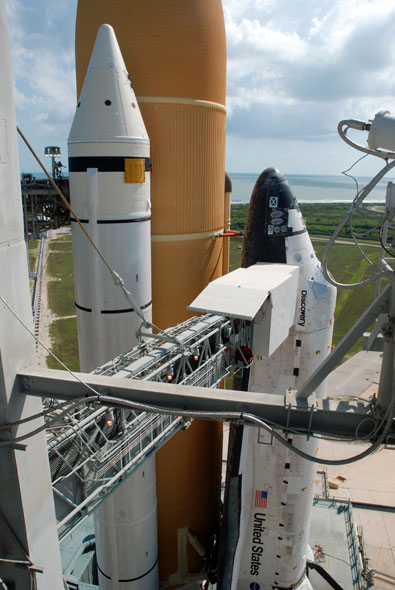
68,25,158,589
68,23,152,372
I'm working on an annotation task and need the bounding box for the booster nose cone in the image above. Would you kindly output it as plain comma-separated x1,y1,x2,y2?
242,167,306,268
69,23,148,144
86,24,124,69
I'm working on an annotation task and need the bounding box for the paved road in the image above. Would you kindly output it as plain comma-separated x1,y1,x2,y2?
326,350,382,399
311,236,382,248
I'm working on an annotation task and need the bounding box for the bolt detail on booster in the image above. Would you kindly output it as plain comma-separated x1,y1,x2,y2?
68,24,158,589
220,169,337,590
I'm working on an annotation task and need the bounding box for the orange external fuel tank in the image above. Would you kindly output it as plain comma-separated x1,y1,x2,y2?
75,1,226,582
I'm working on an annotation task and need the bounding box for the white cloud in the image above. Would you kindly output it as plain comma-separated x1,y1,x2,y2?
5,0,395,174
5,0,78,171
227,17,308,62
224,0,395,148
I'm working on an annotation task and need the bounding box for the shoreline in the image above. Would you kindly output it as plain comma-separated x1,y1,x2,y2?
231,200,385,206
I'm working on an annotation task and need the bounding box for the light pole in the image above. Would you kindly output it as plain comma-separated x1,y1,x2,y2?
44,145,61,179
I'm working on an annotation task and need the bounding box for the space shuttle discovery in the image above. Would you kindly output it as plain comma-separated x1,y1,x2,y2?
191,168,336,589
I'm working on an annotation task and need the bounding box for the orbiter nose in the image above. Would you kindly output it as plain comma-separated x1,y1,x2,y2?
242,167,306,267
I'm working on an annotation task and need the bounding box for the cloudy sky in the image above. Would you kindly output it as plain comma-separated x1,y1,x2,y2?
5,0,395,176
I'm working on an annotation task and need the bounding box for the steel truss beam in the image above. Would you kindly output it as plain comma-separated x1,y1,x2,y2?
16,366,395,441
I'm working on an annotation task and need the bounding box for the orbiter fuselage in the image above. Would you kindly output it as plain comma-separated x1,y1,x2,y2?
221,168,336,590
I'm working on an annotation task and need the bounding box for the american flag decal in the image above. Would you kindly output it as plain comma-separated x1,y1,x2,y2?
255,489,268,509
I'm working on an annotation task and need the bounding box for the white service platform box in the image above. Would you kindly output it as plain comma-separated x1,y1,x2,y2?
188,263,299,358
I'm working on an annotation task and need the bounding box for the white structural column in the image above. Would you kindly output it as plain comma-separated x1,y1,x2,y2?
0,2,64,588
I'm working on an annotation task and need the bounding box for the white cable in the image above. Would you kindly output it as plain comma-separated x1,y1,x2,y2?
341,154,386,262
322,159,395,288
348,216,386,273
95,395,393,466
0,294,102,398
342,153,367,214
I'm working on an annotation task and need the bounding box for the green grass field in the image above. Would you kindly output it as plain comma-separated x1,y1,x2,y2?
47,317,80,371
44,234,80,370
28,239,39,293
231,202,385,241
46,236,76,317
300,203,383,240
28,239,39,271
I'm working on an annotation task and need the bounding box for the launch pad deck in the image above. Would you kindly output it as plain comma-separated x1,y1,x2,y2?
313,351,395,589
309,499,361,589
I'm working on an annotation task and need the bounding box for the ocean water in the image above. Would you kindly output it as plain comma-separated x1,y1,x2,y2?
28,170,390,204
230,172,392,204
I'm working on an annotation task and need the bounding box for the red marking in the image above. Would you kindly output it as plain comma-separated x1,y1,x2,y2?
235,346,253,364
220,230,242,237
255,489,268,508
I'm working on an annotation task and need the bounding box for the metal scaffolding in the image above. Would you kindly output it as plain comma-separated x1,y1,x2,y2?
43,313,252,539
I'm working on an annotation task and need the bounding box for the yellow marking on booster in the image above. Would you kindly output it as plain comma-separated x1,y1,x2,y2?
124,158,145,183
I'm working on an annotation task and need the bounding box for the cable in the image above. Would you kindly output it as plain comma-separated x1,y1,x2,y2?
0,294,102,399
2,286,391,464
2,281,392,465
338,152,387,273
241,413,365,444
341,153,368,195
380,223,395,257
349,217,386,275
91,395,394,466
235,413,393,466
348,215,384,272
0,395,99,446
354,416,382,441
322,159,395,288
2,343,389,464
0,396,88,431
346,186,388,275
331,122,395,284
17,126,185,350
